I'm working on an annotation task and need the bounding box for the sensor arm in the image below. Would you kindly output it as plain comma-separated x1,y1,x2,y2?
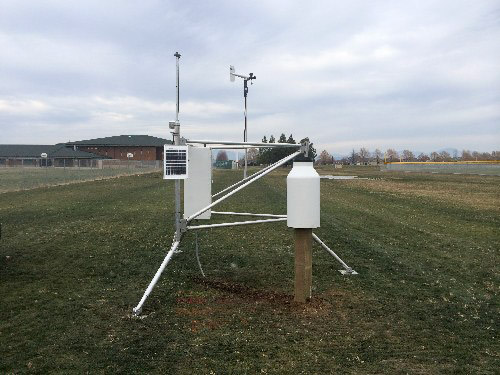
232,73,250,80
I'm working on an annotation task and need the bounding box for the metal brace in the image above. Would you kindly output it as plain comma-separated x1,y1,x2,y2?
179,219,188,233
300,139,310,157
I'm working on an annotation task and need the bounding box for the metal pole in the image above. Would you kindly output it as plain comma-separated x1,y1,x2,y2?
173,52,181,241
187,218,286,230
132,240,180,315
244,79,248,179
195,232,205,277
312,233,357,274
187,140,300,148
186,150,301,222
175,52,180,122
211,211,286,218
213,157,287,198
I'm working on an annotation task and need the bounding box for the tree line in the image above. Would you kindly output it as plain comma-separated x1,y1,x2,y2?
256,134,316,165
215,134,318,165
316,148,500,165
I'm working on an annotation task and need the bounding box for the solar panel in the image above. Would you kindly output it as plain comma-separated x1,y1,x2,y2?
163,145,188,179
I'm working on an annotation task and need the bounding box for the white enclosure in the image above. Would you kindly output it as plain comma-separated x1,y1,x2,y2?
287,162,320,228
183,146,212,220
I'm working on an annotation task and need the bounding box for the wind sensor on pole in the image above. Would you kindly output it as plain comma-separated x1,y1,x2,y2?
230,65,256,179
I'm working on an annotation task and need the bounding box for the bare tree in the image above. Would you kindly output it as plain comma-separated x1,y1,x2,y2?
318,150,333,165
430,151,440,161
417,153,429,162
350,149,358,164
359,147,370,164
480,151,492,160
461,150,472,161
385,148,398,162
216,150,228,161
401,150,415,161
439,151,451,161
374,149,383,164
246,148,258,165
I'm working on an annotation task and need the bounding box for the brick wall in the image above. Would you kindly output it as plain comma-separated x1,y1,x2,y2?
78,146,162,160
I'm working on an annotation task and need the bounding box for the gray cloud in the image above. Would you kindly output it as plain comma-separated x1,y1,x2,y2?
0,0,499,153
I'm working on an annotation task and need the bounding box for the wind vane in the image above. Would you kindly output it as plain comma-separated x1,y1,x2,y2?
230,65,256,179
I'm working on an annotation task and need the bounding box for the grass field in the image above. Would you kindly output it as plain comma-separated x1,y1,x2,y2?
1,166,498,373
0,167,160,193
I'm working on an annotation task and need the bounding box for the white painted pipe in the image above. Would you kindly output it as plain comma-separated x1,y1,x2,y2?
132,240,180,315
187,218,287,230
312,233,352,271
212,211,286,218
212,158,285,198
186,151,301,222
187,139,301,148
209,145,273,149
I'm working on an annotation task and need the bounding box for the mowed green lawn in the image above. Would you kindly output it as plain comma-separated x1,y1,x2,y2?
0,167,498,374
0,167,159,193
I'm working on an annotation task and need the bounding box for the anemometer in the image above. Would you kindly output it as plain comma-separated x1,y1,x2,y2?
230,65,256,179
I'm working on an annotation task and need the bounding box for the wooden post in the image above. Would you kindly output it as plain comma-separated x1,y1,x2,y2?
294,228,312,303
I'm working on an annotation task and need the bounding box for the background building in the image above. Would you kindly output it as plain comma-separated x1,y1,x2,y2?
0,144,101,167
66,135,172,161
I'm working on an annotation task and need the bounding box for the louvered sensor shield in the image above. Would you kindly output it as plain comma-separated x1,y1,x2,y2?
163,145,188,179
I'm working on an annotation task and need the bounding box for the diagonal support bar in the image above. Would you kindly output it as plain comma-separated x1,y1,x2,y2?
186,151,301,222
312,233,358,275
132,240,180,315
187,217,286,230
212,158,287,198
212,211,286,218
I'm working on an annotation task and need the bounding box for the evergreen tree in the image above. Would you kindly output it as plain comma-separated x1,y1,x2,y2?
284,134,297,166
351,149,357,164
275,133,288,162
296,137,316,162
257,134,315,164
258,136,269,164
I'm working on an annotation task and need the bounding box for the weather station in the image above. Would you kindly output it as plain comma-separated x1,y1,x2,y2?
132,52,357,316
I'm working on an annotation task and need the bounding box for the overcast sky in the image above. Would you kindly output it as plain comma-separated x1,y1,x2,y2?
1,0,499,154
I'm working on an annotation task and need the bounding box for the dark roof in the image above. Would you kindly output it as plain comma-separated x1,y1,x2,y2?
0,144,103,159
66,135,172,147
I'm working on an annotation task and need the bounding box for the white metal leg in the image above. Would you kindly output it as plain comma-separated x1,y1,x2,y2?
132,240,180,315
312,233,358,275
195,232,205,277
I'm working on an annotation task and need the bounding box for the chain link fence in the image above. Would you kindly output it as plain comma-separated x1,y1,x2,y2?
0,159,162,193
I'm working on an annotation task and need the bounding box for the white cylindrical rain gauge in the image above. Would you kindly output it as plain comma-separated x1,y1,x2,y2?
287,162,320,228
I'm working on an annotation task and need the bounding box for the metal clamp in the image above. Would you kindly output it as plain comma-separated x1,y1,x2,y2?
300,139,310,157
179,219,188,233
